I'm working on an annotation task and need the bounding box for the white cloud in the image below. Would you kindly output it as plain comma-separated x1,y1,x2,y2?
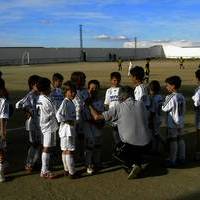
95,34,111,40
123,40,200,48
95,34,129,41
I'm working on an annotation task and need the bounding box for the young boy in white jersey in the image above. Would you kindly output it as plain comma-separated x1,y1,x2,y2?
15,75,41,172
0,79,9,182
83,80,104,174
149,80,164,153
192,69,200,160
162,76,186,167
56,81,78,178
50,73,64,112
36,77,58,178
128,58,134,77
104,72,121,145
130,66,150,109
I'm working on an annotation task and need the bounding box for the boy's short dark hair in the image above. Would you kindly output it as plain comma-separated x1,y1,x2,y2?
88,80,100,89
37,77,51,92
63,80,77,93
130,66,145,81
70,71,86,83
28,75,40,90
165,76,182,89
110,72,121,81
149,80,161,94
195,69,200,81
52,73,64,82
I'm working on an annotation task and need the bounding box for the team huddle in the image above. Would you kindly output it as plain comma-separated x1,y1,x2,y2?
0,66,200,182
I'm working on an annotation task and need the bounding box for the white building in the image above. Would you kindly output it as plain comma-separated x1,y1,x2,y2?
161,45,200,59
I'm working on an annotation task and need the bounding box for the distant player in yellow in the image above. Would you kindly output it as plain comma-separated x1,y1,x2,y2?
117,57,123,71
178,57,185,69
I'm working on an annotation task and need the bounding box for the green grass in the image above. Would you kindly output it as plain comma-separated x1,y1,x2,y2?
1,60,200,200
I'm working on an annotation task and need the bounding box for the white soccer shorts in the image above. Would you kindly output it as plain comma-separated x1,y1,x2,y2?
42,132,56,147
60,136,75,151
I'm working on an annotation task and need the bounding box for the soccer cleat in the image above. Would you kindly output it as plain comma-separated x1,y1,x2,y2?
128,164,141,179
68,172,80,179
0,170,5,183
64,170,69,176
40,171,54,179
25,164,33,173
86,166,94,175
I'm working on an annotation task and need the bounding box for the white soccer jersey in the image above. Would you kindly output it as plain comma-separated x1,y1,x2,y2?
56,98,76,137
0,97,9,119
104,87,120,109
192,86,200,107
50,88,64,112
128,61,133,76
149,94,163,127
36,94,58,134
162,92,185,128
134,84,150,108
16,91,38,131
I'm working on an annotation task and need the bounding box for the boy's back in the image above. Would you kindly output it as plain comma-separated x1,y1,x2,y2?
36,94,58,134
50,88,64,112
162,92,185,128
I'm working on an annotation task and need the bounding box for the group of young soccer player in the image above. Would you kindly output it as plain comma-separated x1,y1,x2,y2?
0,65,200,182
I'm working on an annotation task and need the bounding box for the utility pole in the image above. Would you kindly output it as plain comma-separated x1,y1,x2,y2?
80,24,83,61
80,24,83,49
134,37,137,59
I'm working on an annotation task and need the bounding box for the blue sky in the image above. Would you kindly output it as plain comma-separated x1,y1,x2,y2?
0,0,200,48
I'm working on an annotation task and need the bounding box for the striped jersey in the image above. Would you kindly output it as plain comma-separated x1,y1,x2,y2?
83,98,104,121
149,94,163,126
72,88,89,121
0,97,9,119
50,88,64,112
15,91,38,131
162,92,185,128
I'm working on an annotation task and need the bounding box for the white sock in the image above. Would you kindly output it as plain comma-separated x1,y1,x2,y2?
65,154,75,175
41,152,50,173
178,139,186,160
0,162,3,172
170,141,178,163
62,153,68,172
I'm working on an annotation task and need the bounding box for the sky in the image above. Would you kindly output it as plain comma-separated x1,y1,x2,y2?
1,0,200,48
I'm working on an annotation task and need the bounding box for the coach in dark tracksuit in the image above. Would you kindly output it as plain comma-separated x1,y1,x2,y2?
88,86,152,179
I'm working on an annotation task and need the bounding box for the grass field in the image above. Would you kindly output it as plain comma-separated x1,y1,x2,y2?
1,60,200,200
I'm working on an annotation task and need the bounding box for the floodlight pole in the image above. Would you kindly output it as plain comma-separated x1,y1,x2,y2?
80,24,83,61
134,37,137,59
